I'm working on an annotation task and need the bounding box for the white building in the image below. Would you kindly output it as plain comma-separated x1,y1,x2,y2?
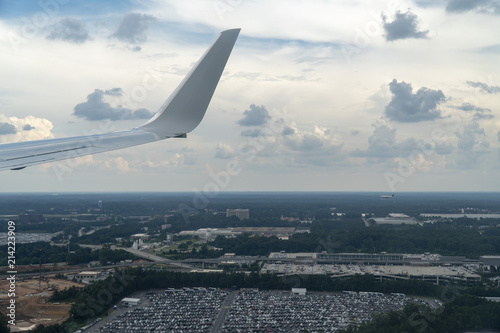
226,209,249,220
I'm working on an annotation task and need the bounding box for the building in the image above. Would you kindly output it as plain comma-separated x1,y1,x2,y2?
227,209,249,220
68,271,104,284
480,256,500,272
178,227,295,241
120,297,141,307
292,288,307,296
372,213,418,225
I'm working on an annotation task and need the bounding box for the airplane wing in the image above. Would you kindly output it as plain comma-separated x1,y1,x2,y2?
0,28,240,171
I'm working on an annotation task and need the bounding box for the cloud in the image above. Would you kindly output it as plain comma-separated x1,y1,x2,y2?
447,122,490,169
466,81,500,94
103,156,134,174
456,122,489,151
446,0,500,14
73,88,153,121
214,143,235,159
111,13,155,44
454,102,493,120
283,125,331,152
455,102,491,113
0,122,17,135
282,126,296,136
241,128,268,137
352,121,451,159
0,115,54,143
237,104,271,126
46,18,90,44
382,10,429,41
384,79,445,122
474,113,494,120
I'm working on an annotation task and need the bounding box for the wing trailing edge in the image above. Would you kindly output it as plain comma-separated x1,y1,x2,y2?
0,29,240,171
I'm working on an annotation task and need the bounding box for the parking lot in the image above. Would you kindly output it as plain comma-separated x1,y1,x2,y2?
96,289,418,333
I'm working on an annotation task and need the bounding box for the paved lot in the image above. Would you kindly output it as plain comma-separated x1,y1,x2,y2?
89,289,423,333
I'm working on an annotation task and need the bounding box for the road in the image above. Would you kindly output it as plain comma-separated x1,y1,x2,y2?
211,291,237,333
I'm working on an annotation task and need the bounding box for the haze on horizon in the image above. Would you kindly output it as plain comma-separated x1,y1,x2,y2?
1,0,500,192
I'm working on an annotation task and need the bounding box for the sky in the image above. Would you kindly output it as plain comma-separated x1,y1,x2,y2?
1,0,500,192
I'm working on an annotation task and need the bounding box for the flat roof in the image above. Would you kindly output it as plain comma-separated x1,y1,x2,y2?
122,298,140,302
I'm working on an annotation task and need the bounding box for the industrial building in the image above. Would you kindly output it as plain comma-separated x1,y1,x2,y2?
263,252,482,285
480,256,500,272
178,227,296,241
226,208,250,220
120,297,141,307
372,213,419,225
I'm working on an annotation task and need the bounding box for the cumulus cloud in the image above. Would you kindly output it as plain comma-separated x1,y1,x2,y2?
103,156,134,174
111,13,155,44
382,10,429,41
454,102,493,120
237,104,271,126
73,88,153,121
474,113,494,120
456,122,489,151
352,121,451,159
0,115,54,143
455,102,491,113
446,0,500,14
46,18,90,44
241,128,268,137
283,125,332,152
0,122,17,135
447,121,490,169
215,143,235,159
466,81,500,94
385,79,445,122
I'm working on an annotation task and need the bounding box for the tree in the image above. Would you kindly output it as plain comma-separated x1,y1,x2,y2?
0,314,9,333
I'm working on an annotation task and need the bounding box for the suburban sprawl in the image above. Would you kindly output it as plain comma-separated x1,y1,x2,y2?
1,192,500,332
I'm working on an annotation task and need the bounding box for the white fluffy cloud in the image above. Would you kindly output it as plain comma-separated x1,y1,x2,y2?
0,114,54,143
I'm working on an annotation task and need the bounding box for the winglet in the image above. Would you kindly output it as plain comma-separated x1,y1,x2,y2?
140,29,240,137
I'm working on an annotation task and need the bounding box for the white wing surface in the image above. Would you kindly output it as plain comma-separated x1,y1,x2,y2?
0,29,240,171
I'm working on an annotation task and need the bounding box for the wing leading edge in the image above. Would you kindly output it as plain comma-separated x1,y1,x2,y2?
0,28,240,171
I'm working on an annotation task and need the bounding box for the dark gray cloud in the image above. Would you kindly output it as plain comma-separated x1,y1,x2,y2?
282,127,296,136
73,88,153,121
415,0,445,7
446,0,500,14
382,10,429,41
455,102,493,120
46,18,90,44
237,104,271,126
111,13,155,44
23,124,35,131
385,79,445,122
455,102,491,112
466,81,500,94
0,122,17,135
